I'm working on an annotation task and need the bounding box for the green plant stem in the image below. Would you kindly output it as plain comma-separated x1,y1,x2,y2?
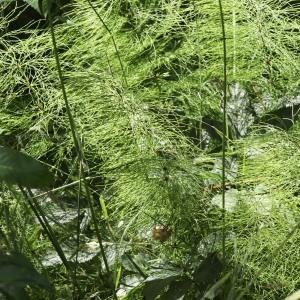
83,178,119,297
48,16,81,156
99,195,148,279
32,176,97,199
126,254,148,279
86,0,128,88
48,14,117,298
102,209,148,279
74,158,83,296
218,0,227,263
49,10,114,295
18,186,78,289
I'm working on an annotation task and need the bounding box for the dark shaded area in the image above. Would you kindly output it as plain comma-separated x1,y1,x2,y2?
185,101,300,151
2,0,46,40
257,103,300,130
0,146,54,188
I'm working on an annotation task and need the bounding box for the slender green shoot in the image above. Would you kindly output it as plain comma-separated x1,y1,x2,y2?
48,10,116,299
218,0,228,263
86,0,128,88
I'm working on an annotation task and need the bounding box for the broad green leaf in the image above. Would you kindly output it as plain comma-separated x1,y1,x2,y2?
201,272,232,300
122,253,150,273
0,146,54,188
117,274,144,298
143,269,181,300
23,0,53,17
193,252,223,291
0,253,52,299
24,0,42,14
160,278,192,300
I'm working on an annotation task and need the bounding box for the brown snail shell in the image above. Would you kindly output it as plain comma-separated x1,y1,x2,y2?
152,225,171,242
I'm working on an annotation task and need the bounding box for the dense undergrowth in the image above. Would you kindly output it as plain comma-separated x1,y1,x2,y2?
0,0,300,299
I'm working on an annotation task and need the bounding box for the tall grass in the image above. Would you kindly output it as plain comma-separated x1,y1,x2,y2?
0,0,299,298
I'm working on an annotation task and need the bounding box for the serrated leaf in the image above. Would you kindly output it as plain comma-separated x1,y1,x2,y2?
0,146,53,188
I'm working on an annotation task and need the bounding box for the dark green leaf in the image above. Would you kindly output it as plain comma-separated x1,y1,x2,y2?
23,0,53,17
201,272,231,300
143,269,181,300
118,274,145,297
160,278,193,300
0,253,52,300
0,146,53,188
193,252,223,292
24,0,43,15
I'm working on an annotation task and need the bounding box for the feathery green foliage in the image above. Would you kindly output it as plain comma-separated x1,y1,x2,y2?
0,0,299,299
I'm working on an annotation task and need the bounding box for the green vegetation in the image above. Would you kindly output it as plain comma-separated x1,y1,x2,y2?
0,0,299,299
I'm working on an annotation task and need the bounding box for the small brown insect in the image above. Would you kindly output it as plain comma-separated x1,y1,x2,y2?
152,225,172,242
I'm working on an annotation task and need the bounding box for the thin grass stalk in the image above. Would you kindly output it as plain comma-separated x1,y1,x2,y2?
18,186,77,289
74,159,83,296
100,197,148,279
218,0,227,263
86,0,128,88
48,13,116,298
32,176,97,199
82,178,110,271
102,216,148,279
24,187,70,268
26,187,81,298
125,254,148,279
82,178,119,298
48,14,81,156
48,13,101,264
